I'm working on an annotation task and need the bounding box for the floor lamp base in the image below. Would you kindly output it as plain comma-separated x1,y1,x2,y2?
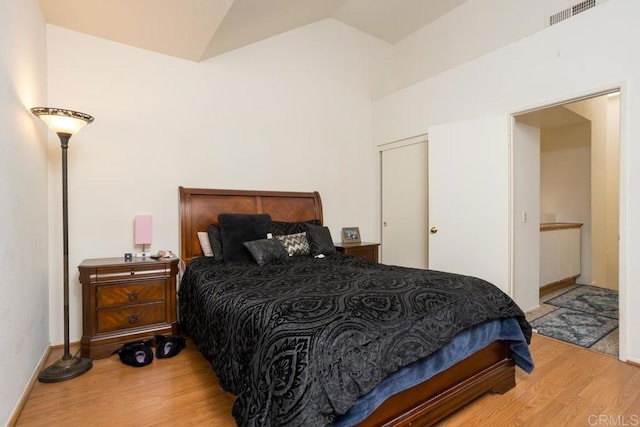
38,355,93,383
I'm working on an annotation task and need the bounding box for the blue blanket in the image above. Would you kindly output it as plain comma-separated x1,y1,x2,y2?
335,317,533,426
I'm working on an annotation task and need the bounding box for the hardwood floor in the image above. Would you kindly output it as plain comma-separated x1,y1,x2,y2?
15,334,640,426
15,341,236,426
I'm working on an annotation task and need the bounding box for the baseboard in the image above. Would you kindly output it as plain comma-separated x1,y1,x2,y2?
539,276,578,297
6,345,52,427
626,358,640,368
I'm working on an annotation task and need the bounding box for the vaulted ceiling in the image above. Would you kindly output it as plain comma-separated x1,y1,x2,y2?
37,0,466,62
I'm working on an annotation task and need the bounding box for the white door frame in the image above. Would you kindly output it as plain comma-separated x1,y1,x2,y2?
509,83,628,361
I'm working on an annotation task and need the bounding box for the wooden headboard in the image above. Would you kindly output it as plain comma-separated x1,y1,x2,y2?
179,187,323,264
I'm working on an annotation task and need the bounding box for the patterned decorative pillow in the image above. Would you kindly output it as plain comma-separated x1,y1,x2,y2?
272,219,321,236
275,232,311,257
243,238,289,266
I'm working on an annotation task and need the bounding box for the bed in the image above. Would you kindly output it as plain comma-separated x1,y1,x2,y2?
178,187,533,426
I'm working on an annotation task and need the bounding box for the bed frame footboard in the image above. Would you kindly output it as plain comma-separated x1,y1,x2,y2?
357,341,514,427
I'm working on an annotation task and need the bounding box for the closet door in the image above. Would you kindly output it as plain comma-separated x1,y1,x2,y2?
381,140,427,268
428,115,510,292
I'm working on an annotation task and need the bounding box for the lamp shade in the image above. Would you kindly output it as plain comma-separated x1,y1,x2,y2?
31,107,94,135
134,215,152,245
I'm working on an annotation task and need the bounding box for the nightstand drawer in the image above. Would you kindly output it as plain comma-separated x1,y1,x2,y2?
97,302,166,332
95,264,166,282
79,257,179,359
335,242,380,263
345,246,376,260
96,281,165,308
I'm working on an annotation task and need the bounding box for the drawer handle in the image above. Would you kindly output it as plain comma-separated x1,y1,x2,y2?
128,314,139,325
130,270,135,275
128,291,139,302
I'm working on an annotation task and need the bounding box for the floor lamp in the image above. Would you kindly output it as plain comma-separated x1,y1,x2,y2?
31,107,94,383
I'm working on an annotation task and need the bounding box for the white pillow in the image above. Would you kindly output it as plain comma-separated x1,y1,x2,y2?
197,231,214,257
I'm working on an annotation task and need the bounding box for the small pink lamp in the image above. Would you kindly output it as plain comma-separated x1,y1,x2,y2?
134,215,152,257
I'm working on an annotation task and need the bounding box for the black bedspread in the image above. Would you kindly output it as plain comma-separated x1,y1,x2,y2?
179,254,531,427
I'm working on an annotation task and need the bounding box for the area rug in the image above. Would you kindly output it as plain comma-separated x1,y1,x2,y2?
546,285,618,319
530,285,618,350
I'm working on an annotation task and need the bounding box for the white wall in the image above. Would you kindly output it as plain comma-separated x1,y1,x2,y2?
540,122,592,284
389,0,604,95
606,95,621,290
0,0,48,423
46,19,393,345
374,0,638,361
513,120,541,313
565,96,620,290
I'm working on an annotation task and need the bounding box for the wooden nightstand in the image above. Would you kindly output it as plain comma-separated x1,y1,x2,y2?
335,242,380,262
78,257,179,359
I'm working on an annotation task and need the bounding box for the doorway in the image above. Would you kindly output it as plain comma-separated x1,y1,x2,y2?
512,90,621,357
379,137,427,268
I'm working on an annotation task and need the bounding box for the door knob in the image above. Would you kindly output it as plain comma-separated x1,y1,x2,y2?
430,226,438,234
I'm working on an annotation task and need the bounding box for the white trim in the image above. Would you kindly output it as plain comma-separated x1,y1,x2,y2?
508,116,514,299
617,81,628,363
7,345,52,426
512,86,621,116
378,133,427,152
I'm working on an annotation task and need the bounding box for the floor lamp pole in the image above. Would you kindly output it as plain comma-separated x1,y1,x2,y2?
61,133,71,360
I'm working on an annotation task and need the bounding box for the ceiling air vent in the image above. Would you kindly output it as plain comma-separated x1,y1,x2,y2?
549,0,596,26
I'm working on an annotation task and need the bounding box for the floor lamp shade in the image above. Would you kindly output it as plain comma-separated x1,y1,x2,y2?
31,106,94,383
134,215,152,246
30,107,94,135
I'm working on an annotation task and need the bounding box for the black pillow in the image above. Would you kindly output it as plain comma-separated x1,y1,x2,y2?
206,224,224,262
218,213,273,263
272,219,321,236
243,238,289,266
306,223,336,256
